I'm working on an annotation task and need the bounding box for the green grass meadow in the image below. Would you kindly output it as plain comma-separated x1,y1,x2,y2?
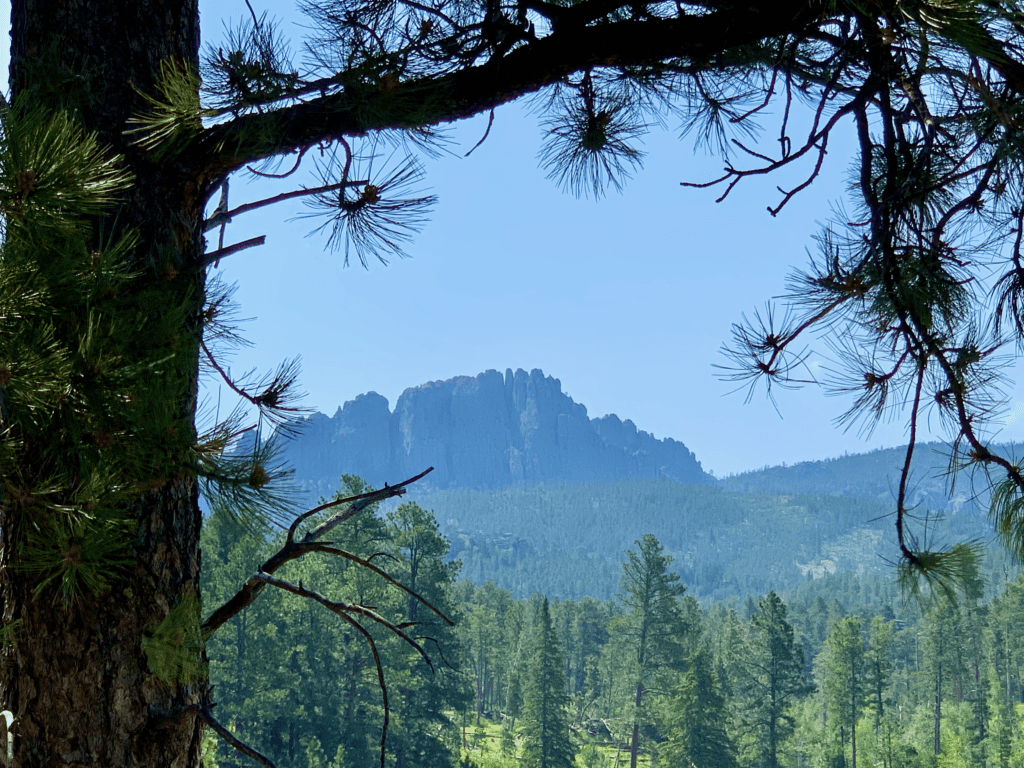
456,715,653,768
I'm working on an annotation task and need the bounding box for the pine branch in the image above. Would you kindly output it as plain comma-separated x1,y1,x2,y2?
191,0,826,178
198,235,266,268
252,571,435,671
201,179,363,233
200,467,434,638
306,542,454,626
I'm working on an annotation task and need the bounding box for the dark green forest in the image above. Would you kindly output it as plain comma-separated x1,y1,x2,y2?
414,474,1010,603
199,475,1024,768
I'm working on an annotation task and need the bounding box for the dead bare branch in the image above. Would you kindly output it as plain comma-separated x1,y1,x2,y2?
199,236,266,268
200,467,434,638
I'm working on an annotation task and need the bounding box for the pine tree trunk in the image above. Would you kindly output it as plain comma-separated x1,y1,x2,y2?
850,684,857,768
629,681,642,768
768,673,778,768
934,662,942,756
2,2,208,765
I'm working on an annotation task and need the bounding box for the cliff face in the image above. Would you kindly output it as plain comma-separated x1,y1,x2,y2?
281,368,714,503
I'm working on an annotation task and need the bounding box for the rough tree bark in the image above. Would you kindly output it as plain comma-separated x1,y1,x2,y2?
629,679,643,768
2,1,209,765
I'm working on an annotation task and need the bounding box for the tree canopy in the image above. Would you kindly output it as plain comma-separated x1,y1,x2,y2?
521,597,577,768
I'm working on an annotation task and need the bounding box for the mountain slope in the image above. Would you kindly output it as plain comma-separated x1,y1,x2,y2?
717,441,1024,513
418,478,998,601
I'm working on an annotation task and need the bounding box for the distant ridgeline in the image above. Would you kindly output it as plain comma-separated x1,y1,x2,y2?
279,367,714,507
719,440,1024,514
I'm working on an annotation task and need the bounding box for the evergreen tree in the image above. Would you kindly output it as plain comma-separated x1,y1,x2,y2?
14,1,1024,764
920,597,966,759
304,734,330,768
658,648,738,768
330,743,350,768
467,602,499,724
568,597,610,723
521,598,576,768
739,591,810,768
387,501,452,622
987,572,1024,709
984,572,1024,768
821,617,867,768
864,616,895,735
383,501,471,768
616,534,693,768
985,661,1014,768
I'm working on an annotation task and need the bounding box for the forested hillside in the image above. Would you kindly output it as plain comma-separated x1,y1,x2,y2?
226,371,1024,607
210,437,1018,603
414,478,1000,602
719,442,1024,513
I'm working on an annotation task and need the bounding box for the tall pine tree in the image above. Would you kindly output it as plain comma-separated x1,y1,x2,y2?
821,617,867,768
521,598,576,768
383,502,471,768
864,616,895,736
616,534,692,768
659,648,737,768
739,591,810,768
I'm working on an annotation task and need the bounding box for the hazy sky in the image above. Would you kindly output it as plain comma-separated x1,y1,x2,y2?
6,2,1024,478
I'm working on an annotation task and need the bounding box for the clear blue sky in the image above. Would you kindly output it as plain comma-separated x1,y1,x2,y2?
5,1,1024,478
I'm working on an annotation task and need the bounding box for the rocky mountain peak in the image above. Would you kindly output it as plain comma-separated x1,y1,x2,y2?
279,368,714,506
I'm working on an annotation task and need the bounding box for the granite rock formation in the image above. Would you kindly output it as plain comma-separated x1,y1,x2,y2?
279,368,714,504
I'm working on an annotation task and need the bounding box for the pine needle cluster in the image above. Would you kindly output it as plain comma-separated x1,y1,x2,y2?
0,94,305,609
0,96,194,608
